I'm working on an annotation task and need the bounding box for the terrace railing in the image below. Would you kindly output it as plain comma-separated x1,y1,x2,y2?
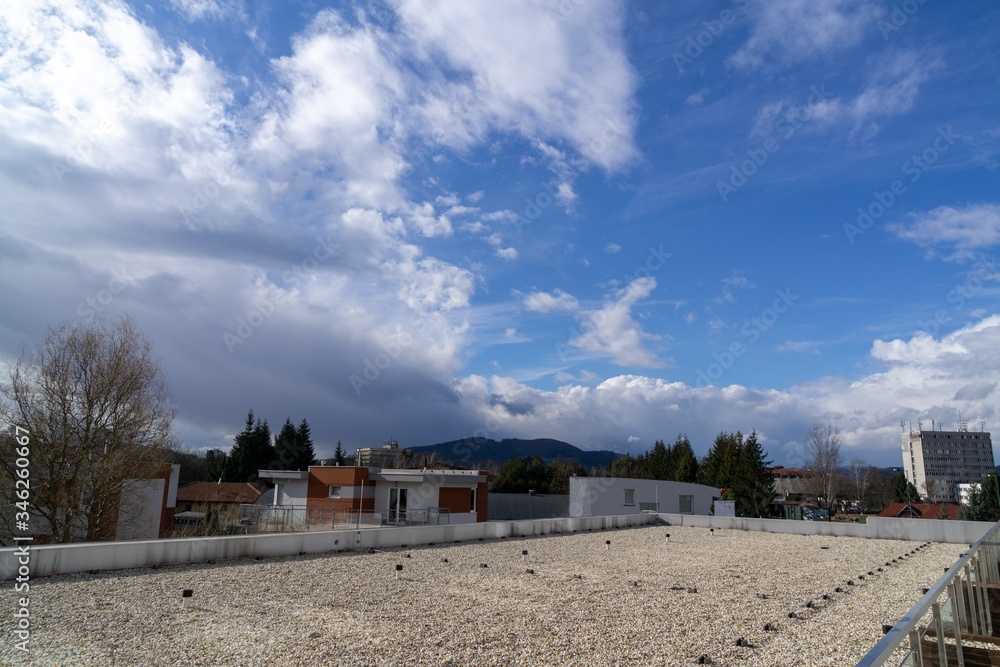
239,505,451,533
857,520,1000,667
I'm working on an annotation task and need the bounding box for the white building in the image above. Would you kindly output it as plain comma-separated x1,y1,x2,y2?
569,477,720,518
258,465,488,526
902,424,994,504
957,482,980,506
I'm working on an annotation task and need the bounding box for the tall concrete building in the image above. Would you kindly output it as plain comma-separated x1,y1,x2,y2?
902,423,994,503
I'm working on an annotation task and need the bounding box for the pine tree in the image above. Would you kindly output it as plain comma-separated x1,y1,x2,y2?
647,440,671,480
960,474,1000,522
669,435,699,483
274,418,299,469
296,418,317,469
891,472,920,503
699,431,741,489
222,410,275,482
333,439,347,466
735,431,773,517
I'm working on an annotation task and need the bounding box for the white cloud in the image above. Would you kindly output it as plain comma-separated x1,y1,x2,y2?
392,0,639,171
716,269,755,304
605,243,622,254
169,0,240,22
569,277,664,368
522,289,580,313
387,256,476,312
685,88,709,107
776,341,821,355
454,315,1000,463
750,51,936,141
495,247,518,261
731,0,881,69
888,204,1000,260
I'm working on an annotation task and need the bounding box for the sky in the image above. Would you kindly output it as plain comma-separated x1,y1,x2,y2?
1,0,999,468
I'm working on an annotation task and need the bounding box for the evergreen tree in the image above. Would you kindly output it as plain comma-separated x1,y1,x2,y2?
891,472,920,503
546,457,587,494
669,435,700,483
333,439,347,466
608,452,647,479
960,474,1000,522
222,410,275,482
734,431,773,517
491,456,549,493
274,418,299,469
296,418,317,469
204,448,227,482
699,431,741,489
647,440,672,480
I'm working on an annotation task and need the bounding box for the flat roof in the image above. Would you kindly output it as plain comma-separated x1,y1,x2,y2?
257,470,309,481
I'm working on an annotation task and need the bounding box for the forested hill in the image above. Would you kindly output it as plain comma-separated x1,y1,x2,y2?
408,437,619,468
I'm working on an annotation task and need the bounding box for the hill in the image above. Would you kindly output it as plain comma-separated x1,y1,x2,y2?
409,437,619,468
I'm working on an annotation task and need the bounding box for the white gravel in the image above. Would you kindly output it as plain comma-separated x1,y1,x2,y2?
0,525,959,666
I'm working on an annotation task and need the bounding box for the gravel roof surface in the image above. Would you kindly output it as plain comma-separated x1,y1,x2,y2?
0,525,958,666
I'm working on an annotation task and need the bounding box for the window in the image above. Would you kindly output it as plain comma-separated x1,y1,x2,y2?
624,488,635,506
328,485,342,499
275,483,284,506
470,488,477,512
679,495,693,514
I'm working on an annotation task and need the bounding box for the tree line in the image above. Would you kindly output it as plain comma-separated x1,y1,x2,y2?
490,431,775,518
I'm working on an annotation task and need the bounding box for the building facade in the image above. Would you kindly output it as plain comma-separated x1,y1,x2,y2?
569,477,720,518
176,482,266,525
902,425,994,503
354,440,411,468
259,466,489,525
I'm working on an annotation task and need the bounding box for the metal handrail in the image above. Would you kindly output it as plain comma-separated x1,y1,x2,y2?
857,521,1000,666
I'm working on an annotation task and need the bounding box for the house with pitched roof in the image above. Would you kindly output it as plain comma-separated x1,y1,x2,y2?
176,481,267,525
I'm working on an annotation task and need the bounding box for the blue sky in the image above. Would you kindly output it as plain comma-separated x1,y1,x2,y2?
2,0,999,467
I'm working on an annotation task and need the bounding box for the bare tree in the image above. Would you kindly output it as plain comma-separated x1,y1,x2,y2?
0,316,175,543
864,467,893,513
803,424,843,512
849,457,870,508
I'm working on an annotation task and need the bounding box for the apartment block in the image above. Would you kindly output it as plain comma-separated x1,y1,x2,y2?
902,425,994,503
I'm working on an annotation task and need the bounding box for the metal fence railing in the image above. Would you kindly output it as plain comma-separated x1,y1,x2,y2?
857,520,1000,666
239,505,451,533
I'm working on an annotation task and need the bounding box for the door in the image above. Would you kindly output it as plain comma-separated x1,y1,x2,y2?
388,487,408,523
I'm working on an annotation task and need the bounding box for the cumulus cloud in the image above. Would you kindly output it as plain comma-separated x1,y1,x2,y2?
392,0,639,171
522,289,580,313
569,278,665,368
454,315,1000,464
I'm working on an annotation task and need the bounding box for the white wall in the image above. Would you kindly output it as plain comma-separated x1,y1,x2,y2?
569,477,719,517
0,513,655,579
659,513,995,544
274,479,308,506
373,481,479,524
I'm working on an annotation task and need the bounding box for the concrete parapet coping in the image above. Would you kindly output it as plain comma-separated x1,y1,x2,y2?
1,513,655,579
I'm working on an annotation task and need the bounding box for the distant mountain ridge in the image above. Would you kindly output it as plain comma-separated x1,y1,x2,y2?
408,437,619,468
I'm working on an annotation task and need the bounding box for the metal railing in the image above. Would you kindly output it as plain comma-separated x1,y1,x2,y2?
239,505,335,533
372,508,451,526
857,520,1000,666
239,505,451,533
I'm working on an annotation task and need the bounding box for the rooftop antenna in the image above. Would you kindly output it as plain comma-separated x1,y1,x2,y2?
981,420,987,432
